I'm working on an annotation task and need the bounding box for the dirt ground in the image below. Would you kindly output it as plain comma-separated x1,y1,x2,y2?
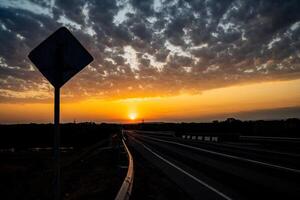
0,146,126,200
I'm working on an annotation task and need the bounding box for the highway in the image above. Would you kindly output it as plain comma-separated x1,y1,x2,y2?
124,130,300,200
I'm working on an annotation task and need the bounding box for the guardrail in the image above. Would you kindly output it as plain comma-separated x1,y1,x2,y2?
115,138,134,200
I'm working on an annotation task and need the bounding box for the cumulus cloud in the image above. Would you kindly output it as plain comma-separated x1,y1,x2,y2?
0,0,300,102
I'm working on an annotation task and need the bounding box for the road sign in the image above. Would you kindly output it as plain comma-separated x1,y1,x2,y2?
28,27,93,200
28,27,93,88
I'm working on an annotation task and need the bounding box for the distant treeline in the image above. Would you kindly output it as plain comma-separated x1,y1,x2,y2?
0,123,121,149
123,118,300,137
1,119,299,149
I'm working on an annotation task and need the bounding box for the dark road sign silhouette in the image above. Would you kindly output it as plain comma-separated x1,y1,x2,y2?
28,26,93,200
28,27,93,88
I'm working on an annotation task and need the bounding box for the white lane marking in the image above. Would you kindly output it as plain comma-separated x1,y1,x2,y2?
240,136,300,140
132,137,232,200
137,134,300,174
219,142,300,158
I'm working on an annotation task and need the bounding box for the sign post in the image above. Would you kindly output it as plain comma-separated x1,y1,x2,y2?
54,86,60,200
28,27,93,200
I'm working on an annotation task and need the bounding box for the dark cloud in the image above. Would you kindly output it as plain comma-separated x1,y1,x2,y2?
0,0,300,102
130,0,154,16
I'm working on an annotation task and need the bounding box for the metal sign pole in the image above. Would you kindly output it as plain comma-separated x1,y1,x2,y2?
28,27,93,199
54,87,61,200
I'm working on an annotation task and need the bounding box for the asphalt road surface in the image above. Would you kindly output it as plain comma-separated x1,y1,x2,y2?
124,130,300,200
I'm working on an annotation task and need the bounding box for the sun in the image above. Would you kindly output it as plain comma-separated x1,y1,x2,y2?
128,112,137,120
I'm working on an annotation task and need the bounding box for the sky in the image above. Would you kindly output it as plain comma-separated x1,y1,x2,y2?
0,0,300,123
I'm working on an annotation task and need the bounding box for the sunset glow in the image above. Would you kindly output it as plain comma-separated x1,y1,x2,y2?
128,112,137,121
0,79,300,123
0,0,300,123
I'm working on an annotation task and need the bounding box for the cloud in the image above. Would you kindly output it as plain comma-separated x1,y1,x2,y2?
207,106,300,121
0,0,300,103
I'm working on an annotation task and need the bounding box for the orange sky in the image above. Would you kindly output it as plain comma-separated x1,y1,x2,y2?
1,78,300,124
1,0,300,124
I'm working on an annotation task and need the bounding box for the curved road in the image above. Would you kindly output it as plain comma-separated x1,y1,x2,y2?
125,130,300,200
